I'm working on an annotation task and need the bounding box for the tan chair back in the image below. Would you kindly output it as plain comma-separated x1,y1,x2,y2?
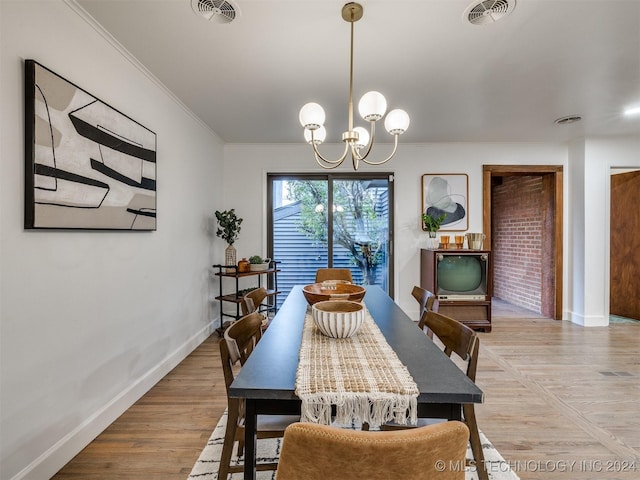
276,421,469,480
315,268,353,283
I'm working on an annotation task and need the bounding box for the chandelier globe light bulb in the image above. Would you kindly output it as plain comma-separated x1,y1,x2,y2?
384,109,410,135
358,91,387,121
299,102,325,130
352,127,370,149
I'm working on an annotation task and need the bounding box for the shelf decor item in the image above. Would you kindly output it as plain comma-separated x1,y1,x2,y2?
422,212,446,248
215,209,242,270
302,283,366,306
311,300,365,338
237,258,251,273
249,255,271,271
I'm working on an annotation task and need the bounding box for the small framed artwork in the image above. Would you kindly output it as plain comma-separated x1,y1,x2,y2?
421,174,468,231
24,60,157,230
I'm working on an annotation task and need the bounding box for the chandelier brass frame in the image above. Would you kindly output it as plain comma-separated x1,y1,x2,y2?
298,2,410,170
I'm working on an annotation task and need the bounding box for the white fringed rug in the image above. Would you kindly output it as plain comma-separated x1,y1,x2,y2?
187,411,519,480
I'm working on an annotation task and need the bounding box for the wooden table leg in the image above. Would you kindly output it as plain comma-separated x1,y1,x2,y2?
243,399,257,480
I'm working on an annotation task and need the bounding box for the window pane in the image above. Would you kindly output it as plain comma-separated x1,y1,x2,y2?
272,179,328,305
333,179,389,290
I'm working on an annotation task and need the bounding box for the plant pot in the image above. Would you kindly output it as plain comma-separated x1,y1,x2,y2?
427,231,438,249
249,261,271,272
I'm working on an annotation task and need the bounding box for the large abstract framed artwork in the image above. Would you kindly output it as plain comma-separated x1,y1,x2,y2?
24,60,157,230
421,174,468,231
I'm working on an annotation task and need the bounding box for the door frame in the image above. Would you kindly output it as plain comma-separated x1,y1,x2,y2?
482,165,563,320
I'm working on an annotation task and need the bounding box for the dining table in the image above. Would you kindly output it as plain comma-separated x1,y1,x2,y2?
229,284,484,480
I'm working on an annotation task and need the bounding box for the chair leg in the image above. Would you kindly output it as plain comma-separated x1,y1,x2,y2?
237,437,245,457
219,407,240,480
463,404,489,480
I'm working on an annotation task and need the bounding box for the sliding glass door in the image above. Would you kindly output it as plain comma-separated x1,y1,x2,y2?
268,173,394,306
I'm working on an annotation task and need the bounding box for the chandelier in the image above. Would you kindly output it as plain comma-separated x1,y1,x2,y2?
298,2,410,170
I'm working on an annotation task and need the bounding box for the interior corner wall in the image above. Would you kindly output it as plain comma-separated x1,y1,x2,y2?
567,136,640,326
566,139,584,323
0,2,224,479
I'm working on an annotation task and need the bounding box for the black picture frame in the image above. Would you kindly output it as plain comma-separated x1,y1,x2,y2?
24,60,157,230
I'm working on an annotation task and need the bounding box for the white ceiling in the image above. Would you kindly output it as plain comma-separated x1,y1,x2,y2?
76,0,640,144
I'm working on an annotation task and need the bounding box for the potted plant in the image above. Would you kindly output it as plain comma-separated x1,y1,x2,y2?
249,255,271,272
422,212,446,248
215,209,243,268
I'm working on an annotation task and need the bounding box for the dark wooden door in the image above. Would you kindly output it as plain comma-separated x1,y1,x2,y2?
610,170,640,320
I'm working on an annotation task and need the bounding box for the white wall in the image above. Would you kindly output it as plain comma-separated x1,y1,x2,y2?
567,136,640,326
223,142,568,318
0,2,224,479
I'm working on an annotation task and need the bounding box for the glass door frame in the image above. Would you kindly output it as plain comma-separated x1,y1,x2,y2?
267,172,395,299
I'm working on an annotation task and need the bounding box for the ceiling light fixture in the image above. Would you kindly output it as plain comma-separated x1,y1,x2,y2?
298,3,410,170
624,106,640,116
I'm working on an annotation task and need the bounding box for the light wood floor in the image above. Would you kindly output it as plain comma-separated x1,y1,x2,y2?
53,300,640,480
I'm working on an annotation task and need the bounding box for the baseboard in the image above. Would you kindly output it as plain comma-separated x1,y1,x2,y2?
569,311,608,327
11,320,216,480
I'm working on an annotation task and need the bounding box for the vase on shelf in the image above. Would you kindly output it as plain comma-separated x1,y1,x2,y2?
225,244,237,272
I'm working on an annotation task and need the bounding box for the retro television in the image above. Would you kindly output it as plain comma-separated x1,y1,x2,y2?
420,249,490,301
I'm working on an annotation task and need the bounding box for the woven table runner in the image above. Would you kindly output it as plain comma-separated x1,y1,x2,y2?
295,306,418,427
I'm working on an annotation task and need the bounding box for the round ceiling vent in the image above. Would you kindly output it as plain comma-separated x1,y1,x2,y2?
191,0,240,24
464,0,516,26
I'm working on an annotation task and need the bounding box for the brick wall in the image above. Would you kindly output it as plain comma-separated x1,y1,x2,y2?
492,176,543,313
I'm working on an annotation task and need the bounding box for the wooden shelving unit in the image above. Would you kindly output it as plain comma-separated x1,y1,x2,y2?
212,261,280,335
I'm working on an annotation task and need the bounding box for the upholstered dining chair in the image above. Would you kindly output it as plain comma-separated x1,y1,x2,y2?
275,421,469,480
408,310,488,480
219,312,298,479
240,287,268,316
315,268,353,283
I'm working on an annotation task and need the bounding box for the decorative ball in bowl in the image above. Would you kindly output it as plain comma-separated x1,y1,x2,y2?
311,300,365,338
302,283,366,305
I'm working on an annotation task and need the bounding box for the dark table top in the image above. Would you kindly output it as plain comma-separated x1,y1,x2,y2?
229,285,483,405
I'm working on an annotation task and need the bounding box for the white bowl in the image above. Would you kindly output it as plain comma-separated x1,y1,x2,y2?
311,300,365,338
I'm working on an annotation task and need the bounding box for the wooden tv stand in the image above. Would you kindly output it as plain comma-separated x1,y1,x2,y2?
420,248,492,332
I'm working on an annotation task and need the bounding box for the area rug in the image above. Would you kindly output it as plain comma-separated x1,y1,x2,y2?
187,411,519,480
